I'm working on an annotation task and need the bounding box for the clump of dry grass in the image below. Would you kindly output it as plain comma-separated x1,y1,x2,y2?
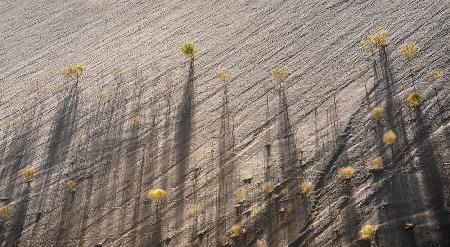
372,106,384,121
407,91,421,108
368,156,383,171
230,225,243,238
181,42,197,59
250,205,261,217
426,69,444,82
131,117,142,129
147,188,167,202
400,43,419,59
0,204,11,217
67,180,78,192
338,166,354,180
63,64,85,80
273,66,289,82
233,187,247,203
370,28,388,47
218,67,230,81
98,90,110,103
21,166,36,182
2,121,13,130
256,238,268,247
262,181,274,193
299,181,314,197
361,37,375,56
360,224,376,240
189,203,201,216
383,130,397,145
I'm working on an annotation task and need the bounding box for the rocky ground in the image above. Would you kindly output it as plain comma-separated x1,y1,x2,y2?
0,0,449,246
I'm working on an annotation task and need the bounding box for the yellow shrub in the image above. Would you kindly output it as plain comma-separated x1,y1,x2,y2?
370,28,388,47
256,239,268,247
63,64,85,80
273,66,289,81
300,181,314,197
426,69,444,82
147,188,167,201
407,91,421,108
189,203,201,216
218,67,230,81
368,156,383,171
230,225,242,238
180,42,197,58
67,180,78,192
98,90,110,103
372,106,384,121
21,166,36,182
360,224,376,240
262,181,274,193
0,205,11,217
400,43,418,59
250,205,261,217
383,130,397,145
338,166,354,180
234,187,247,203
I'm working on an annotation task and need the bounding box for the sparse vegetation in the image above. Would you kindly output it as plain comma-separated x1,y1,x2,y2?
300,181,314,197
147,188,167,202
2,121,13,130
338,166,354,180
63,64,86,81
230,225,243,238
273,66,289,82
256,238,268,247
181,42,197,59
368,156,383,171
400,43,419,59
372,107,384,121
218,66,230,81
360,224,376,240
98,90,110,103
383,130,397,145
0,204,11,217
189,203,201,216
250,205,261,217
407,91,421,108
67,180,77,192
233,187,247,203
21,166,36,182
361,37,375,56
370,28,388,47
426,69,444,82
262,181,274,193
131,117,142,129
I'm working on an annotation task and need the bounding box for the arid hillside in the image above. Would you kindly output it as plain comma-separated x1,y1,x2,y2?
0,0,449,246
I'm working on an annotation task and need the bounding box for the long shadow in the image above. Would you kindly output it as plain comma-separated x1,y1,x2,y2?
413,107,449,245
215,77,235,245
174,59,195,240
5,182,31,247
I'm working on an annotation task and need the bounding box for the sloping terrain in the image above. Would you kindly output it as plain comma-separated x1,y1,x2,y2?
0,0,449,246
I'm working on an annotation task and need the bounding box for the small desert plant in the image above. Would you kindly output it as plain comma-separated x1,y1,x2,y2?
230,225,243,238
372,106,384,121
0,204,11,217
338,166,354,180
2,121,13,130
189,203,201,216
218,67,230,81
98,90,110,103
361,37,375,56
368,156,383,171
273,66,289,82
400,43,419,60
147,188,167,202
407,91,421,108
233,187,247,203
256,239,268,247
131,117,142,129
21,166,36,182
67,180,77,192
250,205,261,217
262,181,274,193
383,130,397,145
426,69,444,82
370,28,388,47
300,181,314,197
180,42,197,59
63,64,85,80
360,224,376,240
